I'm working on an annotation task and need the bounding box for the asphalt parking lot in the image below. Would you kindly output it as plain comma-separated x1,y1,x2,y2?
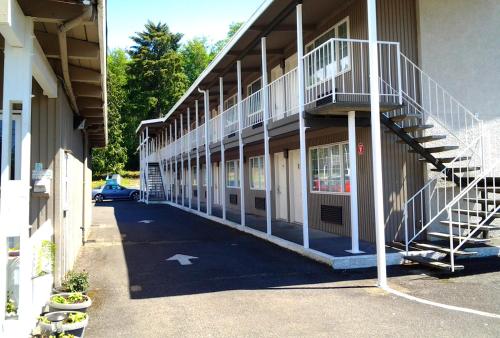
76,201,500,337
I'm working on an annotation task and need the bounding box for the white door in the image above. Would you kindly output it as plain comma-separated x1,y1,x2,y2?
288,149,303,224
274,152,288,220
212,162,220,205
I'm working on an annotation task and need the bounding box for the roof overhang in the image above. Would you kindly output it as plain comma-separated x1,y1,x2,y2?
13,0,108,148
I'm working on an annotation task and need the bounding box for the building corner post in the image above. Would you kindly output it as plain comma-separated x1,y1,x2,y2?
296,3,310,248
367,0,388,288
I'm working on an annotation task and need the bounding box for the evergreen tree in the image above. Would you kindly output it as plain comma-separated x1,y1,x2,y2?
91,49,128,178
181,37,211,85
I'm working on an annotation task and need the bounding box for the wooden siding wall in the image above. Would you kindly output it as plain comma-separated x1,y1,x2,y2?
30,82,58,230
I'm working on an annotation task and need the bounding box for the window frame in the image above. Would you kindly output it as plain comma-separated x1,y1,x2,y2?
225,159,240,188
223,94,237,111
305,16,351,77
246,77,262,97
309,141,351,195
248,155,265,191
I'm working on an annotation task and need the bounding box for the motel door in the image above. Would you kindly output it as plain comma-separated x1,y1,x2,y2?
274,152,288,220
288,149,303,224
212,162,220,205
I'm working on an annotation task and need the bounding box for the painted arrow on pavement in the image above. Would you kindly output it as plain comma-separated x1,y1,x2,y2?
138,219,154,224
166,254,198,266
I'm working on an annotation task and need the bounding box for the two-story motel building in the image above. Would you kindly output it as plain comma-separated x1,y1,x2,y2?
138,0,500,274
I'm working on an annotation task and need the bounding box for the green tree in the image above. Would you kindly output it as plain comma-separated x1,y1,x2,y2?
91,49,128,178
127,21,188,120
211,22,243,57
181,37,211,85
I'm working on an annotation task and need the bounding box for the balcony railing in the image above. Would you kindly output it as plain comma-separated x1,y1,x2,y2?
162,38,406,159
302,38,401,106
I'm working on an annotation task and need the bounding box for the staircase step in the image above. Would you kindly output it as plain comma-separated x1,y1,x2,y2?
404,255,464,271
397,135,447,144
464,198,500,207
414,242,476,256
401,124,434,133
410,145,459,154
419,156,471,163
428,232,490,244
439,220,500,231
390,114,420,123
431,166,481,173
452,209,500,218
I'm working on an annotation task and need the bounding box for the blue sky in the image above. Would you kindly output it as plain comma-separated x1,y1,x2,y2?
108,0,265,50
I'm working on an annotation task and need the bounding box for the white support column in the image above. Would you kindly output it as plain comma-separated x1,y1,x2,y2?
181,113,185,206
139,132,143,201
0,18,35,334
237,60,246,227
174,119,178,205
145,126,149,204
220,77,226,221
346,111,363,254
367,0,387,288
204,91,212,215
187,108,192,209
169,124,173,202
296,4,309,248
261,37,272,236
195,100,201,212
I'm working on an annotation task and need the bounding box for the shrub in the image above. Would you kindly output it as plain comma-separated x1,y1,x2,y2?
63,271,89,292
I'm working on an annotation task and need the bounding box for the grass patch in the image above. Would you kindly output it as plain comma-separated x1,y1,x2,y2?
92,171,140,189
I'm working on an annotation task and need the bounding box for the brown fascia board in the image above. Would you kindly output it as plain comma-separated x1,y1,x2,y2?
76,97,103,109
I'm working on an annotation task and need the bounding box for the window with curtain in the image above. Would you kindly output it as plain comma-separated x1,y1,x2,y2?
310,142,350,193
226,160,240,188
249,156,265,190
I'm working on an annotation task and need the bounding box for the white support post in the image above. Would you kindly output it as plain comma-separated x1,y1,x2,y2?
169,124,173,202
346,111,363,254
220,77,226,221
195,100,201,212
181,113,185,206
296,4,309,248
174,119,178,205
139,132,143,201
204,91,212,215
0,18,35,334
237,60,246,226
145,126,149,204
187,108,192,209
367,0,387,288
262,37,272,236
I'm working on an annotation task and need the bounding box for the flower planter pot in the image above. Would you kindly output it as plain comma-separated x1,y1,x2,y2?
49,293,92,311
39,311,89,332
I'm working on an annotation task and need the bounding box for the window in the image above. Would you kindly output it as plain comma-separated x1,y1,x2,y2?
224,94,237,110
249,156,265,190
226,160,240,188
305,17,350,82
247,78,262,96
310,142,350,194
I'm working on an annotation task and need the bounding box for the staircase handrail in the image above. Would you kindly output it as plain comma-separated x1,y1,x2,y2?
399,53,482,151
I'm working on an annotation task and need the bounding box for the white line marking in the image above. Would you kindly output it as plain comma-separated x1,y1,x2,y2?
385,286,500,319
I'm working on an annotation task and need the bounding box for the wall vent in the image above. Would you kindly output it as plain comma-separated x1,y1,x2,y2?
229,194,238,205
255,197,266,210
320,205,343,225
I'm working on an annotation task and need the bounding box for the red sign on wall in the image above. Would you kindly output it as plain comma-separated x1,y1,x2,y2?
357,143,365,155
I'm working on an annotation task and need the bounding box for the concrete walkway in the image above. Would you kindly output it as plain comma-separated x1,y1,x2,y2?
75,201,500,337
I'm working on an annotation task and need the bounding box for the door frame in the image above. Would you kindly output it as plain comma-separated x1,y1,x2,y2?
274,152,288,221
